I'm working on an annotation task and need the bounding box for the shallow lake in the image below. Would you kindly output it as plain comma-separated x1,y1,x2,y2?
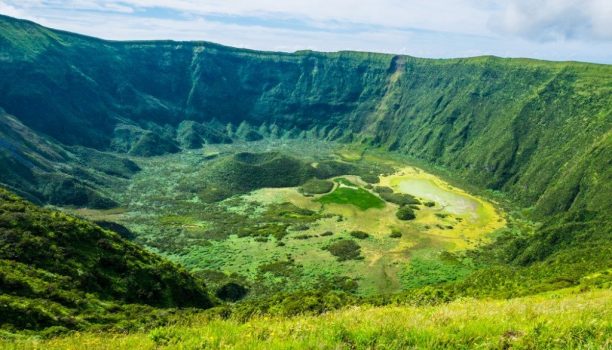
396,178,479,216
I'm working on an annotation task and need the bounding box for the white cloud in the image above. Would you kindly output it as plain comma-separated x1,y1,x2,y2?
490,0,612,41
0,0,610,63
0,2,23,17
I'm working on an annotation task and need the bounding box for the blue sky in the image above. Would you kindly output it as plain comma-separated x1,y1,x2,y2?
1,0,611,63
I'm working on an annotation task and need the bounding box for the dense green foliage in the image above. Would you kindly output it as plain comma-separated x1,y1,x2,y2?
199,152,317,201
172,151,382,202
0,15,610,347
396,206,416,220
380,192,421,206
0,15,609,217
0,188,214,331
298,179,334,195
0,112,128,208
325,240,363,261
349,231,370,239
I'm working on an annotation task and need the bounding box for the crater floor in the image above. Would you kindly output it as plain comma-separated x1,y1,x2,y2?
71,140,506,296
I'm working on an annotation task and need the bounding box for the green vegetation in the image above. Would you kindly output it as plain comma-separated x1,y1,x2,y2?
298,179,334,196
0,188,214,332
197,152,317,201
129,132,180,157
0,15,610,349
400,251,474,288
396,206,416,220
359,174,380,184
373,186,393,194
349,230,370,239
5,289,610,349
318,185,385,210
379,192,421,206
325,240,363,261
335,177,358,187
172,151,379,202
389,230,402,238
0,15,610,219
215,282,248,302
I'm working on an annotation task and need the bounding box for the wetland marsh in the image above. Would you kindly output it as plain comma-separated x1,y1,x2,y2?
70,140,505,296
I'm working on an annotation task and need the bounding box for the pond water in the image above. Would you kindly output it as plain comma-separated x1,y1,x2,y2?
396,178,479,216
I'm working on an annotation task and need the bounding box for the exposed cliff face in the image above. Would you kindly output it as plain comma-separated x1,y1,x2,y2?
0,15,610,215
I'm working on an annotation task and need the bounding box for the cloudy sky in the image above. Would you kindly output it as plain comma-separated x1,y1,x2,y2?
1,0,611,63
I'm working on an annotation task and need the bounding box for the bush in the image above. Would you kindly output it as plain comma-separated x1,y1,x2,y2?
349,231,370,239
325,240,362,261
216,283,248,302
396,206,416,220
389,230,402,238
360,174,380,184
424,201,436,207
380,192,421,206
258,261,298,278
320,231,334,236
373,186,393,194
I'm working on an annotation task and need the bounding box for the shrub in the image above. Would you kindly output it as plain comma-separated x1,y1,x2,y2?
373,186,393,194
325,240,362,261
320,231,334,236
396,206,416,220
360,174,380,184
389,230,402,238
349,231,370,239
380,192,421,206
216,283,248,302
424,201,436,207
258,261,298,277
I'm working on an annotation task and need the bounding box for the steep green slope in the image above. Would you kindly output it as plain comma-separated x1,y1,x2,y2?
368,58,612,215
0,14,610,346
0,110,134,208
0,15,609,217
0,188,214,331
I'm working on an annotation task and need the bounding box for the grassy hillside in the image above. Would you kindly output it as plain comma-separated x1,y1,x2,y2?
0,188,214,332
0,111,135,208
0,15,610,348
4,289,610,349
0,15,609,216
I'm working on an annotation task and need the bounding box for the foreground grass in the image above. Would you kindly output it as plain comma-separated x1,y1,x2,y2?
4,289,610,349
